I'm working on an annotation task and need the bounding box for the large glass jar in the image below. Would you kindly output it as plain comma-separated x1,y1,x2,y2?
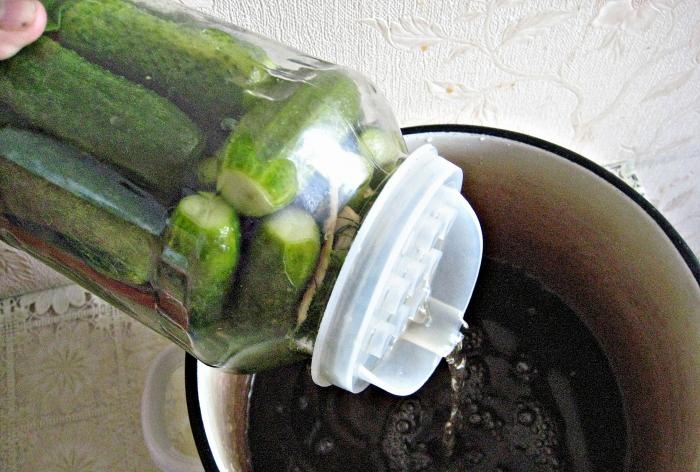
0,0,481,394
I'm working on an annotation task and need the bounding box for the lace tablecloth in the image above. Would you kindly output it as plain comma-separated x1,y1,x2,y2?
1,0,699,470
0,287,195,471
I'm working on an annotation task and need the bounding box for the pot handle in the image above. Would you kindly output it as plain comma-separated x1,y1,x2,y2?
141,345,205,472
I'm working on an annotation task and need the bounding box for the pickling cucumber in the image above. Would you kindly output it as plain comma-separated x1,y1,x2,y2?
47,0,276,150
218,71,363,216
0,105,25,128
359,126,406,177
197,156,219,187
163,192,240,327
0,37,203,198
0,128,165,285
228,206,320,338
292,206,358,348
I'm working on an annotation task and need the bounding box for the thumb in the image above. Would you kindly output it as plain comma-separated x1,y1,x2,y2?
0,0,39,31
0,0,47,60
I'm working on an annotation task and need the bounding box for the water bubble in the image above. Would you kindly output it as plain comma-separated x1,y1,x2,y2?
315,438,334,455
514,357,539,383
401,401,417,414
382,402,432,472
462,326,484,352
396,419,411,433
220,117,238,131
297,396,309,410
466,450,484,464
517,409,535,426
468,413,482,425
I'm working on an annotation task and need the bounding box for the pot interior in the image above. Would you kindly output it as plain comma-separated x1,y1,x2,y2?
407,128,700,472
190,127,700,472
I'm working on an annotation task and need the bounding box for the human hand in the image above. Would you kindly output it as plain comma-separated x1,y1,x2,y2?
0,0,46,60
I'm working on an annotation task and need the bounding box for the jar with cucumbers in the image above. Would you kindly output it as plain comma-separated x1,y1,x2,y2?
0,0,483,395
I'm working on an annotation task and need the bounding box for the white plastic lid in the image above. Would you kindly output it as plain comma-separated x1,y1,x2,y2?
311,144,483,396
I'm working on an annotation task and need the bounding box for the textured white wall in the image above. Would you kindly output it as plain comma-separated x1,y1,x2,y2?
196,0,699,249
1,0,698,297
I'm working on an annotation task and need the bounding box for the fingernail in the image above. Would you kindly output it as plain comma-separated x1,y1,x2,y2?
0,0,38,31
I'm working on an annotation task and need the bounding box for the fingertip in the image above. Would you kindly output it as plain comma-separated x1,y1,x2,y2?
0,0,46,60
24,0,46,41
0,42,21,60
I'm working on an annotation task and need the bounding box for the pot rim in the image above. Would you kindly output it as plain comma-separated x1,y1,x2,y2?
185,124,700,472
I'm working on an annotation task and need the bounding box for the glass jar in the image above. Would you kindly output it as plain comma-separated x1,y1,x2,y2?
0,0,482,394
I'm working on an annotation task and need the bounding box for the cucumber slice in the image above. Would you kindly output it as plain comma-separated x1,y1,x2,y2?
227,207,321,345
0,38,203,198
217,71,363,217
217,159,297,217
0,128,165,285
163,192,240,328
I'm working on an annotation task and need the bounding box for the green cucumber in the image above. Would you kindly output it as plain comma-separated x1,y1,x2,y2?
359,126,406,188
292,248,347,352
197,156,219,187
292,206,358,349
228,207,320,343
0,105,25,128
41,0,68,31
217,141,298,217
0,128,165,285
359,127,406,171
163,192,240,327
49,0,276,150
218,71,363,216
0,37,203,198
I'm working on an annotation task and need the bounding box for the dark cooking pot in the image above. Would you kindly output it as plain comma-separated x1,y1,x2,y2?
185,125,700,472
